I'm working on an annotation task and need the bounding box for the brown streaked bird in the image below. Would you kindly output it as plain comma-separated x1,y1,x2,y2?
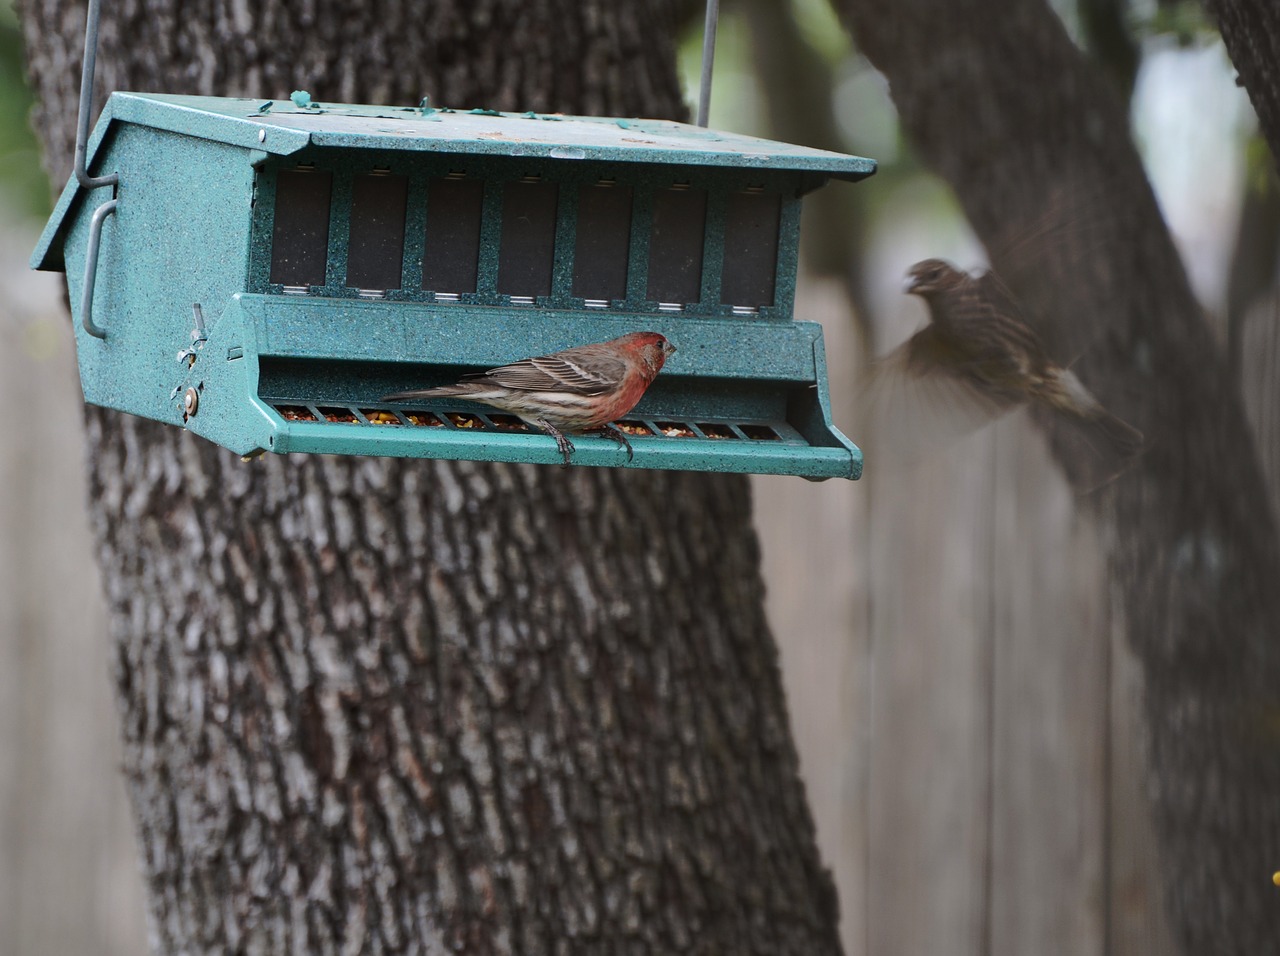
382,332,676,466
869,258,1142,489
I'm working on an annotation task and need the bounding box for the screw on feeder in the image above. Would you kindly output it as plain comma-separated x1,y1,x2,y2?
183,387,199,419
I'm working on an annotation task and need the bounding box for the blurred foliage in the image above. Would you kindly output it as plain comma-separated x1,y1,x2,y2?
1137,0,1218,46
1246,133,1279,197
0,1,49,222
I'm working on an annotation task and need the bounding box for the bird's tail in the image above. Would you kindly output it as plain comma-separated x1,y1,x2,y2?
381,383,485,403
1056,406,1144,492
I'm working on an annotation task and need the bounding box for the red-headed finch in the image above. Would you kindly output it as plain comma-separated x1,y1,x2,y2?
383,331,676,465
869,258,1142,490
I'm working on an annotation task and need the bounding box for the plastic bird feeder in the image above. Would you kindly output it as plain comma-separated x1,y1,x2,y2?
32,93,876,478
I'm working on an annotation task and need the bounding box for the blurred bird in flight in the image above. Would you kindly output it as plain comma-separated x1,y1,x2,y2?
383,331,676,465
867,258,1142,490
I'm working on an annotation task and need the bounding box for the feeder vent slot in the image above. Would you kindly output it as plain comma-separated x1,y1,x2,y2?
423,177,484,294
347,172,408,292
497,179,558,298
721,189,780,308
647,186,707,304
573,182,632,302
270,169,332,288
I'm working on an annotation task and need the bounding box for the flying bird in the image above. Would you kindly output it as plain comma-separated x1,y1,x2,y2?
868,258,1142,489
382,331,676,465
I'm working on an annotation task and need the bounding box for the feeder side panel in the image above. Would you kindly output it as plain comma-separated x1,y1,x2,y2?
63,127,255,426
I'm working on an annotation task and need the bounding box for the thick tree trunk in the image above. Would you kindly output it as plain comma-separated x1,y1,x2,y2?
837,1,1280,953
1207,0,1280,170
17,1,842,952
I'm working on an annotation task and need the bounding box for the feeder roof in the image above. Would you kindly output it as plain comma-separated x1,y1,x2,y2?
117,92,875,174
34,92,875,271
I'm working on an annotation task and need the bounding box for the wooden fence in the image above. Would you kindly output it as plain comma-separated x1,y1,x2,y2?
0,244,1185,953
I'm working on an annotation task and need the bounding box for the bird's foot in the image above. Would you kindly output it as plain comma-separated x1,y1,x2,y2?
538,420,576,466
595,422,634,462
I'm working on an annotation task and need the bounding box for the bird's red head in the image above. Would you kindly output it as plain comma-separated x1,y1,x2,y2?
617,331,677,377
904,258,967,298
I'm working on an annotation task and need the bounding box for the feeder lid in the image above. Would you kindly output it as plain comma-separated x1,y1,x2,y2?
33,91,875,271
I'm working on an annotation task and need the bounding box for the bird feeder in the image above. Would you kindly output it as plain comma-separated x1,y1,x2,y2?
32,92,875,479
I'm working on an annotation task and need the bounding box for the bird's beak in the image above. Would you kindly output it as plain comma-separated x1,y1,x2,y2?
664,343,677,356
903,275,919,294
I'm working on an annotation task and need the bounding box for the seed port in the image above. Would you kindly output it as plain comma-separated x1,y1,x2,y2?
487,414,531,432
697,423,737,439
655,421,697,438
405,410,445,427
276,405,317,422
616,420,653,437
447,412,483,429
360,409,401,425
740,423,780,441
317,406,360,424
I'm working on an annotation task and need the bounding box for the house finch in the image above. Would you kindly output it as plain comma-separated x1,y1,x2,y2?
871,258,1142,489
382,331,676,465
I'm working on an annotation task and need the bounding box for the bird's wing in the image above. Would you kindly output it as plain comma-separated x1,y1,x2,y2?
861,327,1016,463
982,174,1116,362
472,347,628,395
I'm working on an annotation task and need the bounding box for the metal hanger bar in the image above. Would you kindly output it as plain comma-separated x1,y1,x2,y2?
74,0,119,189
696,0,719,128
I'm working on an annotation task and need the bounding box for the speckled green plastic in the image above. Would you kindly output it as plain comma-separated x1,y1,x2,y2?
32,92,875,479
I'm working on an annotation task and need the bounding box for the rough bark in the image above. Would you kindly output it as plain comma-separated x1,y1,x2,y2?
1206,0,1280,171
836,0,1280,953
17,1,842,952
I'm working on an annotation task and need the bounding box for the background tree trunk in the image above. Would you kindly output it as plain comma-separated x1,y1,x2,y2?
836,0,1280,953
1208,0,1280,167
15,1,842,952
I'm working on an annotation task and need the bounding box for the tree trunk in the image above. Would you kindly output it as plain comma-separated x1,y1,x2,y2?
17,1,842,952
1207,0,1280,170
836,0,1280,953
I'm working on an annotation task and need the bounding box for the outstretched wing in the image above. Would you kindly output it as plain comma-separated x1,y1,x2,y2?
982,174,1117,363
861,326,1017,463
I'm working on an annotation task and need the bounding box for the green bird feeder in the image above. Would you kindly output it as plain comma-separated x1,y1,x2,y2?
32,16,875,479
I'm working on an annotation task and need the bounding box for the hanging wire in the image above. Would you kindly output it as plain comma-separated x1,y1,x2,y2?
696,0,720,127
74,0,118,189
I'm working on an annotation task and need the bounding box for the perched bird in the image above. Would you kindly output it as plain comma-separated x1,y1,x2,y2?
382,331,676,465
869,258,1142,489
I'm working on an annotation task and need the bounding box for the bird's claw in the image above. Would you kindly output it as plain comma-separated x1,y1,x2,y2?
538,420,576,466
597,422,634,462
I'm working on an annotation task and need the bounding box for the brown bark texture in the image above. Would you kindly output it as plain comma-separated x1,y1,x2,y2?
16,1,842,953
1207,0,1280,172
837,0,1280,953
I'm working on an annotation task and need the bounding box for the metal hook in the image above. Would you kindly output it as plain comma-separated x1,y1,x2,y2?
81,199,118,339
696,0,720,128
74,0,118,190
